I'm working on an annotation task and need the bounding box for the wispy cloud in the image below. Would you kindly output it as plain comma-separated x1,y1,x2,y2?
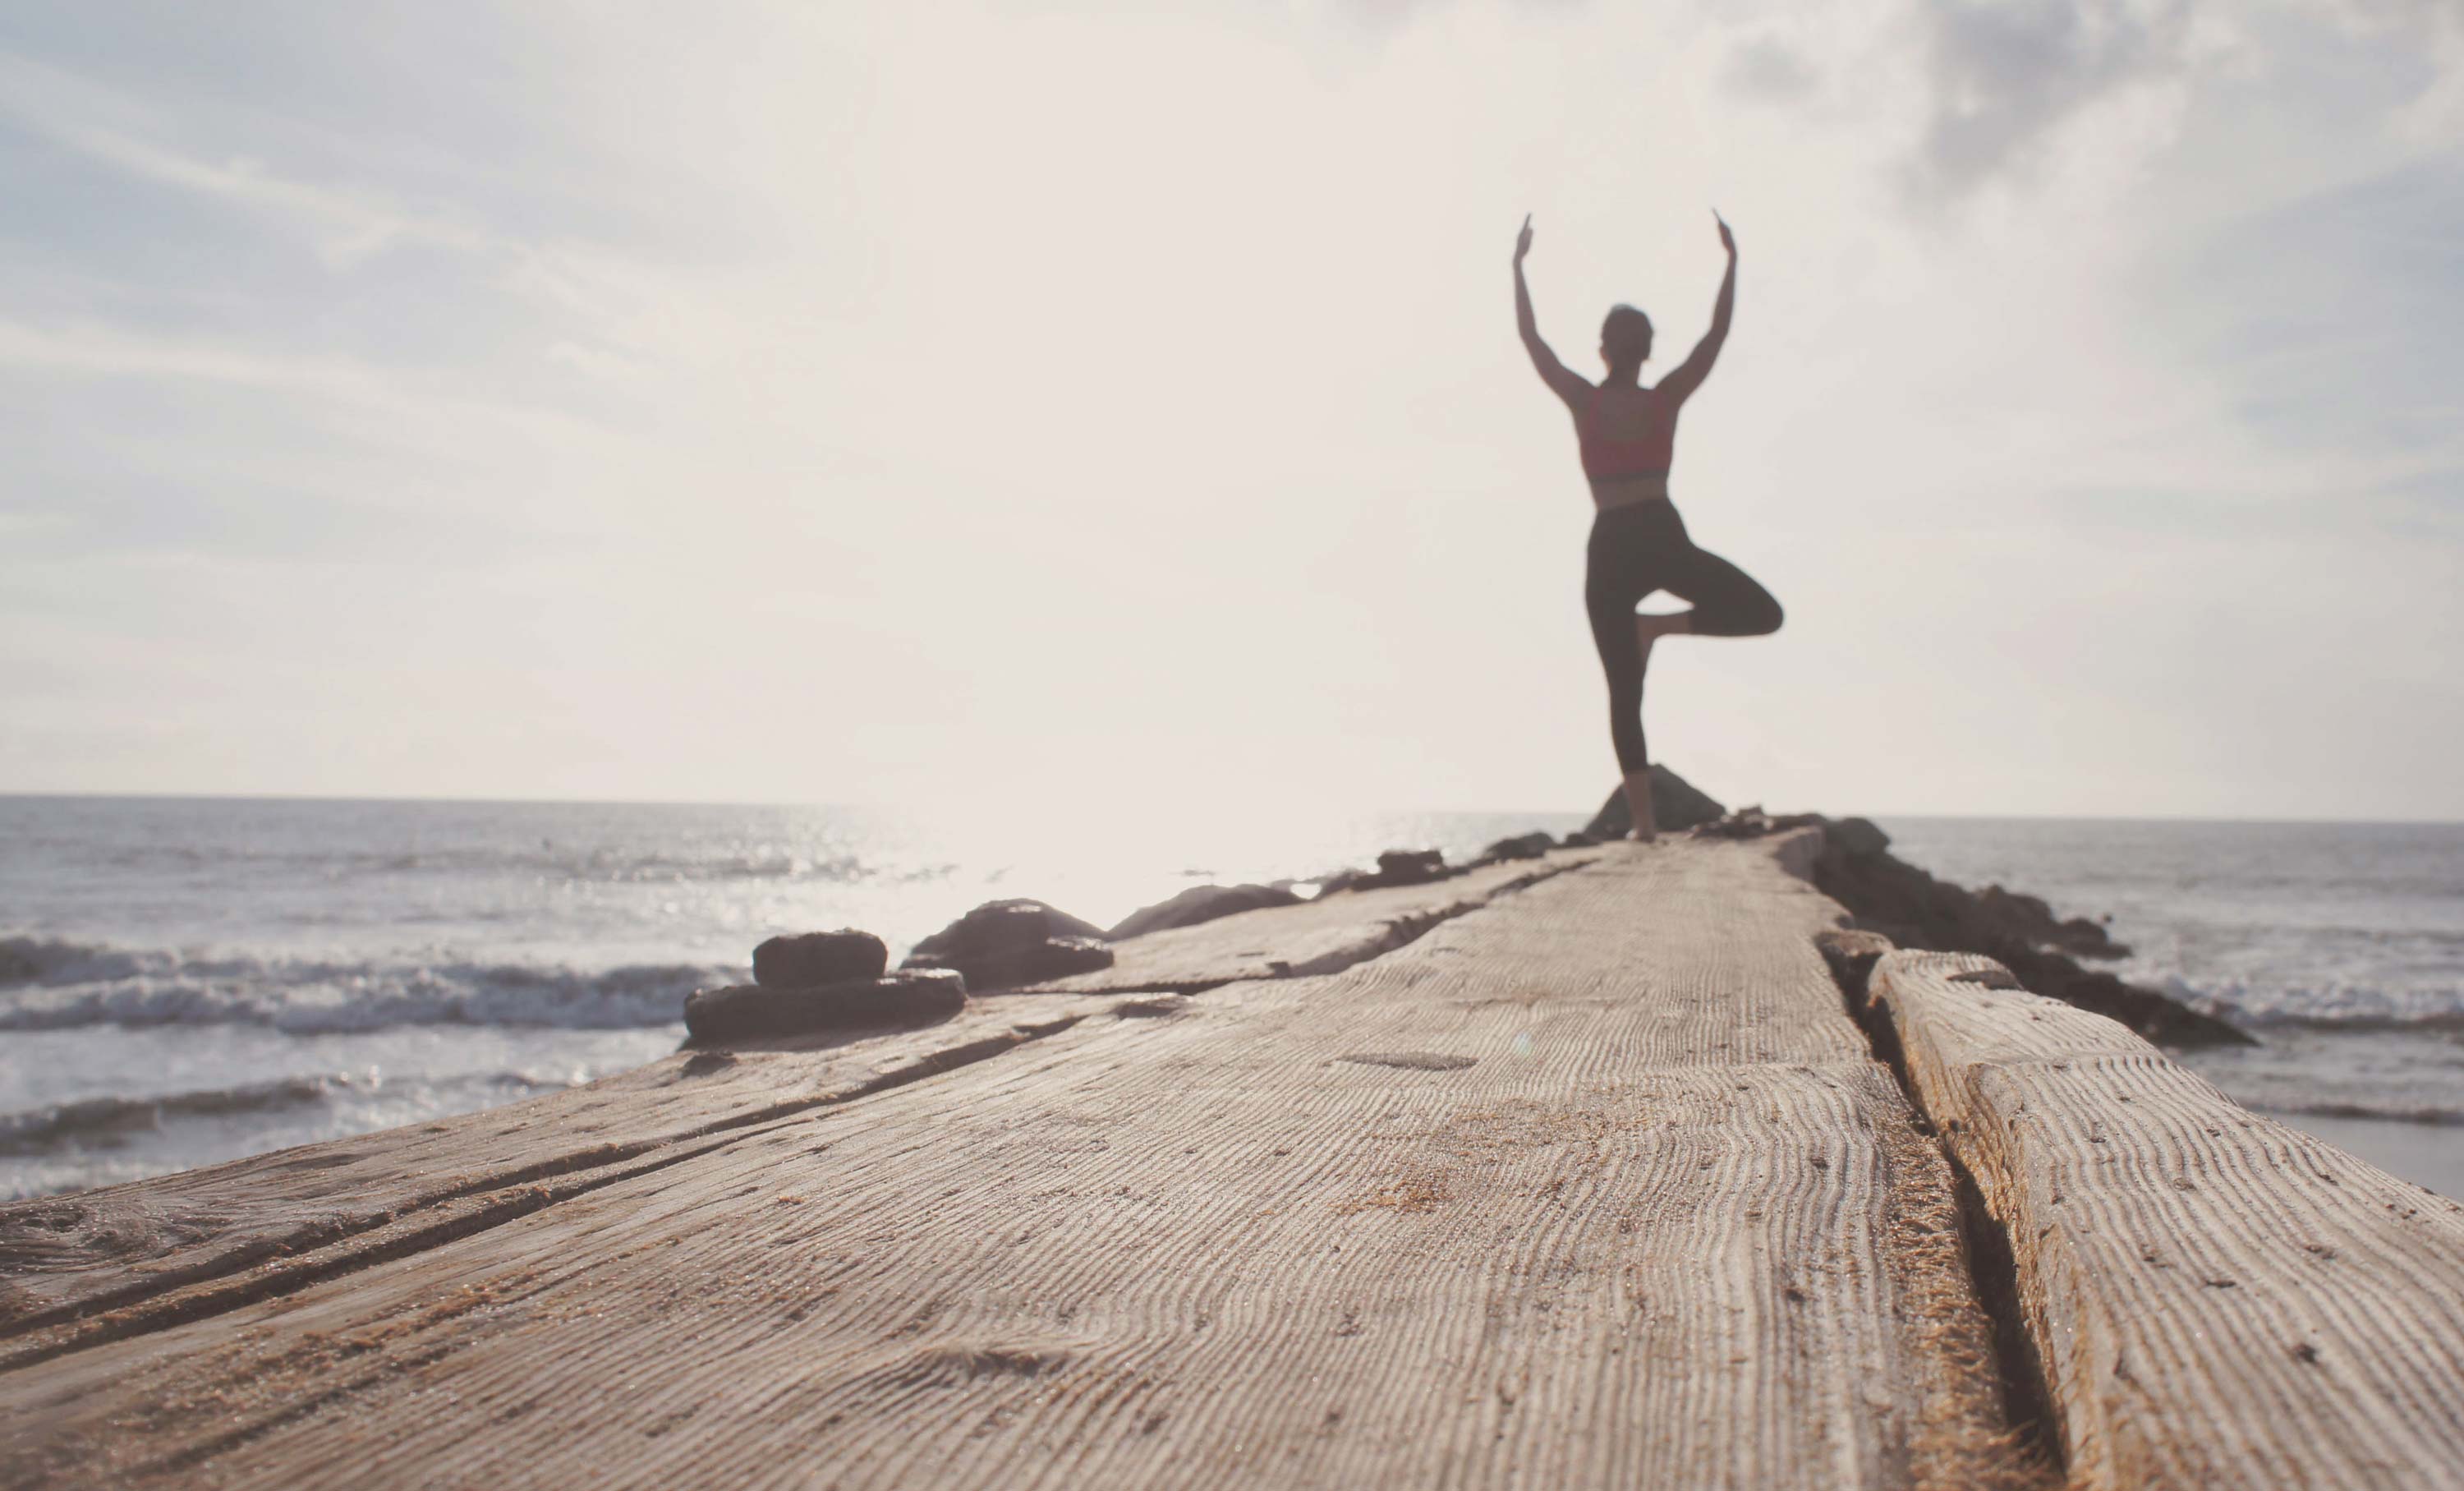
1722,33,1823,103
1901,0,2196,200
0,52,498,265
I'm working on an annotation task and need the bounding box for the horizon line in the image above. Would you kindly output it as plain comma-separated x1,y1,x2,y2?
1,789,2457,830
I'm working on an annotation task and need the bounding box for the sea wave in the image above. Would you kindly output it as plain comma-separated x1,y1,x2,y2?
2158,972,2464,1033
50,841,884,885
0,1069,569,1155
0,935,722,1033
2255,1099,2464,1130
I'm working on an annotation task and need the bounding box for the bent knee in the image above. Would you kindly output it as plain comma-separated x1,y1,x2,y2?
1722,596,1781,637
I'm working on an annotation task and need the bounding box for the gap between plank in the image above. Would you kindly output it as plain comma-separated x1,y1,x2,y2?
1818,935,2067,1479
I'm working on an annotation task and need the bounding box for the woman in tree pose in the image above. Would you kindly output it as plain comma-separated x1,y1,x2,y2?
1513,212,1781,839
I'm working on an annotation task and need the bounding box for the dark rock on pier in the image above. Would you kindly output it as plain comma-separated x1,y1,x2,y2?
1108,884,1303,941
903,900,1116,990
752,929,889,989
1373,849,1449,886
1316,848,1461,897
684,968,967,1043
1475,831,1557,864
1583,766,1726,839
1826,816,1891,861
1972,885,2129,959
1698,808,2246,1049
1028,936,1117,978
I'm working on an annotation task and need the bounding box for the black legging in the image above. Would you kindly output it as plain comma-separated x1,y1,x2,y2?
1585,499,1782,774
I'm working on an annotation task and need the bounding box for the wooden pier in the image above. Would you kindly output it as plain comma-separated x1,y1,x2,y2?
5,832,2462,1488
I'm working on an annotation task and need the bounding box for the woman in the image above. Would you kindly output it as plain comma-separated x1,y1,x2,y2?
1513,212,1781,840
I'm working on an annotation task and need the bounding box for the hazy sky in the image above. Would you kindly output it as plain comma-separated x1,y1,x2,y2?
3,0,2459,820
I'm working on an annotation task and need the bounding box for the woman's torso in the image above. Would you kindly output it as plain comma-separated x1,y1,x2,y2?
1575,382,1680,509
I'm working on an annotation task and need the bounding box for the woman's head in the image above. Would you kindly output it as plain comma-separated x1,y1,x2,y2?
1600,304,1654,373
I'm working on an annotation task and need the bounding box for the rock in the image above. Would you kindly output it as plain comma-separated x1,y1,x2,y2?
1308,849,1456,898
683,969,967,1043
902,900,1115,991
1031,936,1115,979
1559,831,1597,848
1808,835,2241,1048
1108,883,1303,941
1475,831,1556,864
1582,765,1726,839
1974,885,2130,959
1374,849,1449,886
751,929,888,989
1828,817,1891,860
1689,808,1822,841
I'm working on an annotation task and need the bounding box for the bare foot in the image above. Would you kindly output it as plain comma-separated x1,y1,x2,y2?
1620,769,1658,841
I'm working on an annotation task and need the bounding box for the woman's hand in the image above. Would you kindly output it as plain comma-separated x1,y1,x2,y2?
1515,213,1534,266
1713,209,1736,258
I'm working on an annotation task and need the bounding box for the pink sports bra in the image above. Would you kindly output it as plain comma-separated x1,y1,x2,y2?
1575,385,1678,481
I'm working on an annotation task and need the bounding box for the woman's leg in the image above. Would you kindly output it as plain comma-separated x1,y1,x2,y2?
1584,526,1661,837
1585,575,1648,777
1658,543,1783,638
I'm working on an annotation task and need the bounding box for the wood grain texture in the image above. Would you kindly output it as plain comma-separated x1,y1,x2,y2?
0,996,1115,1351
1,840,2024,1490
0,855,1592,1344
1868,949,2464,1490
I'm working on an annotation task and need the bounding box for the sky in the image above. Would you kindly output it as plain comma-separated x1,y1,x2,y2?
2,0,2459,821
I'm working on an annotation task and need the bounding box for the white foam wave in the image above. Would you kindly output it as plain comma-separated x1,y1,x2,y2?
2158,969,2464,1033
0,935,721,1033
2255,1099,2464,1130
0,1068,571,1155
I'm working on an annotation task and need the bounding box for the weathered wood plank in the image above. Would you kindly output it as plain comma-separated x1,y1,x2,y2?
0,854,1588,1342
1866,948,2464,1490
1,840,2024,1489
0,995,1115,1348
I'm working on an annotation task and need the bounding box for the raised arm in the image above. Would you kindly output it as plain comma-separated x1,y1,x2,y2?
1513,215,1589,407
1660,211,1737,404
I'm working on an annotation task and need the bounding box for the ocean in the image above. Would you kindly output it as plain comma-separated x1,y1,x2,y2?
3,798,2459,1201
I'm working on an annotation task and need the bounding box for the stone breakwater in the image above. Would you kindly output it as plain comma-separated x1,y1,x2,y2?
694,766,2232,1052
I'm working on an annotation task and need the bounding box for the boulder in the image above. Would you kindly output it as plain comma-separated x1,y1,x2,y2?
751,929,888,989
902,899,1115,991
1475,831,1556,864
1108,883,1303,941
1689,807,1822,840
1312,848,1458,897
1310,868,1367,897
1376,849,1448,886
683,969,967,1043
1827,817,1891,860
1559,831,1597,848
1807,835,2240,1048
1582,766,1726,839
1029,936,1116,979
1973,885,2129,959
